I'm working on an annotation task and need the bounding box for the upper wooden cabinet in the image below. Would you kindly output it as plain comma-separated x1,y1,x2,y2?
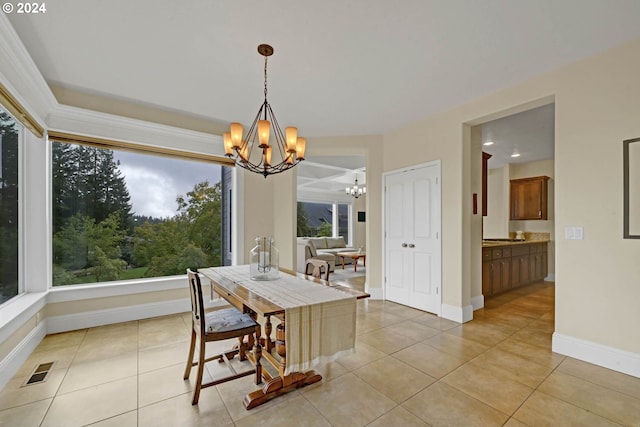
510,176,549,220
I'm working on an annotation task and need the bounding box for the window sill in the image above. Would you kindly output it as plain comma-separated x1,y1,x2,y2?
0,292,47,343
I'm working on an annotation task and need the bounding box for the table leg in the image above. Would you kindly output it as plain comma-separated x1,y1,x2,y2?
243,315,322,410
253,324,262,385
341,256,345,269
264,315,273,353
353,257,357,272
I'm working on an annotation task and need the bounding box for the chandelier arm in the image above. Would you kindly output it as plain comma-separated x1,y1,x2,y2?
266,104,288,160
243,106,265,165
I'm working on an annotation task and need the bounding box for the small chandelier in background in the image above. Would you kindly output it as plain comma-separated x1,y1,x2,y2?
346,176,366,198
223,44,306,178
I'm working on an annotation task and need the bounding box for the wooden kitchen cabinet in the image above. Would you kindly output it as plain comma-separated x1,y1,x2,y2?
510,176,549,220
482,242,547,297
511,253,530,288
528,243,548,282
493,258,511,293
482,248,511,295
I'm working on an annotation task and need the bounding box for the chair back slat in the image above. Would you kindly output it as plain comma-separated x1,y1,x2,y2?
187,269,206,333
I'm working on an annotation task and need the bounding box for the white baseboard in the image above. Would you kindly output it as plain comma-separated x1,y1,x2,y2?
47,298,192,334
545,273,555,281
553,332,640,378
441,303,472,323
0,322,46,391
366,286,383,300
471,295,484,311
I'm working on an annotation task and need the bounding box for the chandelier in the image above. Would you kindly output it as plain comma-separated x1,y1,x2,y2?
223,44,306,178
346,176,366,198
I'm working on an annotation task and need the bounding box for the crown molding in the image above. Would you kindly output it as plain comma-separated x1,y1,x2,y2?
0,14,56,124
48,104,224,156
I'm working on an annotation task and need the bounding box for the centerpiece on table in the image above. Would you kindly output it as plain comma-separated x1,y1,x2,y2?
250,237,279,280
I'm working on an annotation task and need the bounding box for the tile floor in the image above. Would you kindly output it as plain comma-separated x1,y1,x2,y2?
2,281,640,426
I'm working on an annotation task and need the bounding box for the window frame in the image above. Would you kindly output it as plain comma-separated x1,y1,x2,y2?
48,135,231,288
297,199,354,246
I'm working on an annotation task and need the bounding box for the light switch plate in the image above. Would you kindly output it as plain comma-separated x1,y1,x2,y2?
565,226,584,240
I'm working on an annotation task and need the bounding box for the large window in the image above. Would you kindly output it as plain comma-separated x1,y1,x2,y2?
0,107,21,304
51,141,227,286
297,201,350,243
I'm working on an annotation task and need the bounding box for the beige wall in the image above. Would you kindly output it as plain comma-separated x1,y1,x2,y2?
353,195,367,250
241,171,276,264
272,170,297,271
384,38,640,354
483,166,510,238
470,126,483,303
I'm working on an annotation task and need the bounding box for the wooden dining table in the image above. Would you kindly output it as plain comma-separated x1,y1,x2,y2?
198,266,369,409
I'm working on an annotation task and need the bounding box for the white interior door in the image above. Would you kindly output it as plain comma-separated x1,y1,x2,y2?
384,163,441,314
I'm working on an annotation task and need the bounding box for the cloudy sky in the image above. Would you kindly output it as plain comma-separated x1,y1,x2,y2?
113,151,222,218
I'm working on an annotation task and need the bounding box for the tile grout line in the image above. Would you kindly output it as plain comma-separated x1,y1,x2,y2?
37,328,88,426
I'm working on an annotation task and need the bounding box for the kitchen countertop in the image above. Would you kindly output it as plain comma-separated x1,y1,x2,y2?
482,239,549,248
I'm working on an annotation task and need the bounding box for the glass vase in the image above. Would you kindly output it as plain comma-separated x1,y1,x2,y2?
250,237,279,280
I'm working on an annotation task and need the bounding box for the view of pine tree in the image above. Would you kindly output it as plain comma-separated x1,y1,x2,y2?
0,110,20,302
51,143,77,232
52,143,132,234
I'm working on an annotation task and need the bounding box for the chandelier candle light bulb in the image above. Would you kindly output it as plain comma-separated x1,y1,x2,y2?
286,127,298,152
258,120,270,148
296,137,306,160
230,123,243,149
224,44,307,178
223,132,233,156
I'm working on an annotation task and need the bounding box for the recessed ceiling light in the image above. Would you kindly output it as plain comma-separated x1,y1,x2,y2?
483,141,494,146
511,153,521,158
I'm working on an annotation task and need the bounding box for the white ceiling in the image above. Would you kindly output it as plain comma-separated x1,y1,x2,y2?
297,156,366,201
7,1,640,139
482,104,555,169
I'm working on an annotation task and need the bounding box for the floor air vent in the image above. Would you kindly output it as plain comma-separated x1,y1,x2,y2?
23,362,55,386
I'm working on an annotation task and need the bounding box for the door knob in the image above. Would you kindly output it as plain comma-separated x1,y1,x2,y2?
401,243,407,247
408,243,415,248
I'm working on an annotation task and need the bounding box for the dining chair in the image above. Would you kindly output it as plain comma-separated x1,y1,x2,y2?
184,269,259,404
305,258,331,280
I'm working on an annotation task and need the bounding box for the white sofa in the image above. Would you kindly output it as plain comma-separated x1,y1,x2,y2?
296,237,357,273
